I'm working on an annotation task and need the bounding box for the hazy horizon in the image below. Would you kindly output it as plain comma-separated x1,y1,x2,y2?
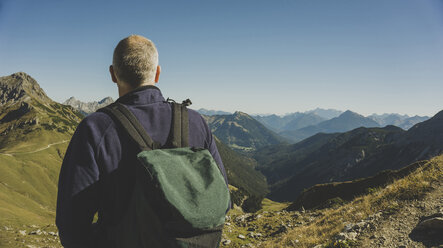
58,94,434,117
1,0,442,117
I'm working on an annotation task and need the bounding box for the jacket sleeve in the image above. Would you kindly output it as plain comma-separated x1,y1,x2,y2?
200,117,228,186
203,121,232,211
56,118,102,248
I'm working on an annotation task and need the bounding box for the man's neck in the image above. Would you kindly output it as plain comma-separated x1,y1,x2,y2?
118,82,156,97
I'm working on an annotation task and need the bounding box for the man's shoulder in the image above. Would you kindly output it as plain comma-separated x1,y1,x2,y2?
75,111,115,137
187,108,204,120
187,108,210,127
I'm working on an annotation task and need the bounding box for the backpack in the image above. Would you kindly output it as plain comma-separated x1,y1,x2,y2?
98,100,230,248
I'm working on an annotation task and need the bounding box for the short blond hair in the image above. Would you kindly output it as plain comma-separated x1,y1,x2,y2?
112,35,158,87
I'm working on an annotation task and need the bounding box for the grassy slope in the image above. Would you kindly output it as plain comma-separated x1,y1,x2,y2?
0,138,68,247
221,154,442,248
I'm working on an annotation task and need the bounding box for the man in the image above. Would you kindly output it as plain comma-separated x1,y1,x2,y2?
56,35,228,247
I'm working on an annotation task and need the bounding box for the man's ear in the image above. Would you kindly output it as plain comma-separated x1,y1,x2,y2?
154,65,161,83
110,65,118,83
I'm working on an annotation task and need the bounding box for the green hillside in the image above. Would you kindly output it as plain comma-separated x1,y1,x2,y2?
204,111,287,153
0,73,82,247
0,143,68,243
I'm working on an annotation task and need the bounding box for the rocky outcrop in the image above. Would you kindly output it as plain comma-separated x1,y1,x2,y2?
410,211,443,246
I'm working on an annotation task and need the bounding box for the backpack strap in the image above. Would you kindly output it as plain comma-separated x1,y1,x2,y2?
98,103,160,150
170,103,189,148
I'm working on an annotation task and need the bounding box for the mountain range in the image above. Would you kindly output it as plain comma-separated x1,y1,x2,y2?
253,112,327,133
278,110,381,143
69,98,430,146
63,96,114,116
368,113,429,130
254,109,443,201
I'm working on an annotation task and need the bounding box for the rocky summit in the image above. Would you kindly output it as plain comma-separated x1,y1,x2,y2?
0,72,51,106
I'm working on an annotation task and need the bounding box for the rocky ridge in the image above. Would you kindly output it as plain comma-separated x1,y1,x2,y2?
63,96,114,115
0,72,51,106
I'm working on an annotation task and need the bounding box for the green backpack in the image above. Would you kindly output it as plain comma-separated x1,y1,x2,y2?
99,101,230,248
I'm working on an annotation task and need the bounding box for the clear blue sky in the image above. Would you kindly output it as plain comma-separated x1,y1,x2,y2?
1,0,442,116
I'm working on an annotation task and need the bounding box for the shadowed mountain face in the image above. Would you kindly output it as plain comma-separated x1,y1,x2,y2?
279,110,381,143
204,111,287,153
214,137,268,197
63,96,114,116
255,111,443,201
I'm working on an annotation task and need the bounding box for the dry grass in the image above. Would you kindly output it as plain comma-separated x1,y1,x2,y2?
260,155,443,248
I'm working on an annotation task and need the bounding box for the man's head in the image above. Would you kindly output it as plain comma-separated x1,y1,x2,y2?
110,35,160,94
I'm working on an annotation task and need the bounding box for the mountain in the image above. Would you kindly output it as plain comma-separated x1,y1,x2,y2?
281,113,326,131
368,113,429,130
0,72,82,152
368,113,408,126
253,113,302,132
305,108,343,119
279,110,381,143
255,110,443,202
397,115,429,129
196,108,231,116
253,112,326,132
203,111,287,153
63,96,114,116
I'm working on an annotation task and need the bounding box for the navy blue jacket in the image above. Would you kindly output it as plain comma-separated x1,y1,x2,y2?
56,86,228,247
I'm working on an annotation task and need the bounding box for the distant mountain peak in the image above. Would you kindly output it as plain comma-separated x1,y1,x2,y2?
234,111,248,116
63,96,114,115
305,108,343,119
340,110,359,116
